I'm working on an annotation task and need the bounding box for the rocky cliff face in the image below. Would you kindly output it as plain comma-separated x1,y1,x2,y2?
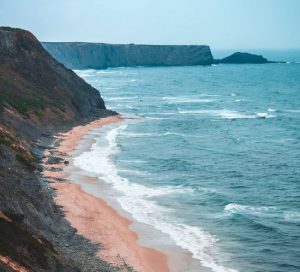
0,27,106,125
42,42,213,69
0,27,117,271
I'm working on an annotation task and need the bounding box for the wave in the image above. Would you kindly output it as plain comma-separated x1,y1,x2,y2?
74,69,97,77
105,96,139,101
284,211,300,223
163,132,196,137
117,168,150,177
162,96,214,104
145,112,178,116
125,105,135,109
103,87,119,90
224,203,277,216
120,132,160,138
145,116,173,120
76,72,93,78
285,109,300,113
200,94,220,97
74,124,237,272
178,109,275,119
118,159,147,164
120,131,204,138
96,70,118,74
225,204,300,224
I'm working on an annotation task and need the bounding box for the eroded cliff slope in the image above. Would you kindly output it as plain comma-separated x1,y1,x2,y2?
0,27,117,272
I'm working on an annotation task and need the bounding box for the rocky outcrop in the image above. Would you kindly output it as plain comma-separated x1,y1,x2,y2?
214,52,269,64
0,27,106,125
42,42,213,69
0,27,118,271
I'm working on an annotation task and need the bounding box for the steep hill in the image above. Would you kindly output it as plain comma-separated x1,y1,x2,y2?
0,27,117,272
0,27,106,128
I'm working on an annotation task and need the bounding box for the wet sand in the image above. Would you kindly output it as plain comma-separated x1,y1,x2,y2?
45,115,169,272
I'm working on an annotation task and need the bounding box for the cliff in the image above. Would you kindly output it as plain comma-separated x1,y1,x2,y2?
214,52,269,64
42,42,213,69
0,27,118,271
0,27,106,125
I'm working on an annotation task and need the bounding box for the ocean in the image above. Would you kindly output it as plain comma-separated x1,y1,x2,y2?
73,61,300,272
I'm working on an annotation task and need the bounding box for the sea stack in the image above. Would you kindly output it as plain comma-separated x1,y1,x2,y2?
214,52,269,64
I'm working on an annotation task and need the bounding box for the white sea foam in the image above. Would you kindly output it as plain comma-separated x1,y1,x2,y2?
163,132,192,137
74,124,238,272
118,159,147,164
285,109,300,113
105,96,139,101
163,132,205,138
120,131,203,138
145,116,172,120
199,94,220,97
224,203,276,216
178,109,275,119
284,211,300,223
96,70,118,74
162,96,214,104
74,69,96,77
120,132,160,137
117,169,150,177
226,205,300,223
78,73,93,77
256,112,268,118
103,87,118,90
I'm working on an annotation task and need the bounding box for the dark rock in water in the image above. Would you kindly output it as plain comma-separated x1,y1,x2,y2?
47,156,63,164
42,42,213,69
31,146,44,160
214,52,269,64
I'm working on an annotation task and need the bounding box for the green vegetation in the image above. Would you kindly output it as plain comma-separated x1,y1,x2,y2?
0,26,23,32
2,76,14,86
16,151,37,170
8,95,45,115
34,110,44,119
0,134,13,147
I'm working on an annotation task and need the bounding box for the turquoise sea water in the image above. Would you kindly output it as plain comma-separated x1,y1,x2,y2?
74,62,300,272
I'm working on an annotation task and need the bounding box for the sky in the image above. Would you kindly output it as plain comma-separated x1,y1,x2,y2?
0,0,300,49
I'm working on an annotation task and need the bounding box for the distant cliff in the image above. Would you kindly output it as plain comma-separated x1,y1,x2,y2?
214,52,269,64
42,42,213,69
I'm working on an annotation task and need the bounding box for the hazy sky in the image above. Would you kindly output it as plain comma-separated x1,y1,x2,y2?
1,0,299,49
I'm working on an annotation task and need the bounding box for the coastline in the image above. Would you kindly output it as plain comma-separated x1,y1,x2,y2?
43,115,169,272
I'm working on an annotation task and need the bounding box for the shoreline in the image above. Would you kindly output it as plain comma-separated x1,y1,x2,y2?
43,115,169,272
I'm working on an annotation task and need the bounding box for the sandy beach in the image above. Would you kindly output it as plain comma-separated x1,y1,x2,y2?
44,115,169,272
